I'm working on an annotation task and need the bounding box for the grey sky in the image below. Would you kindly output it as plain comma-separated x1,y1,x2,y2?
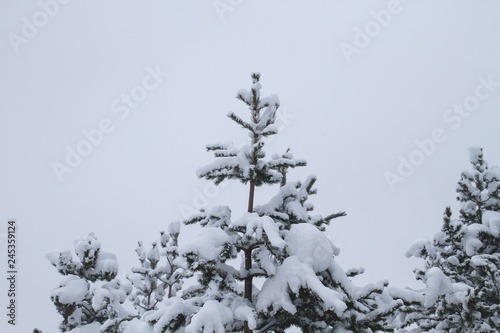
1,0,500,331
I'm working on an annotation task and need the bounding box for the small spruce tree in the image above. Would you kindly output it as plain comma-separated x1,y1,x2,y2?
402,147,500,332
128,222,187,316
46,233,127,332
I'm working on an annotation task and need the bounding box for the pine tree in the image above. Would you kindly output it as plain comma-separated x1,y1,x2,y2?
402,147,500,332
195,72,307,333
128,222,187,317
147,73,404,333
46,233,130,332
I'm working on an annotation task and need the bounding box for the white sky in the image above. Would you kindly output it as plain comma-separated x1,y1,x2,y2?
1,1,500,332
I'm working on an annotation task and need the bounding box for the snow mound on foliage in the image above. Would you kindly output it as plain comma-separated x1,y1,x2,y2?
468,146,483,164
122,318,153,333
232,212,286,248
257,256,346,316
93,252,119,277
179,227,230,261
185,300,234,333
286,223,339,272
52,276,89,305
483,210,500,236
424,267,452,307
463,223,488,256
405,238,432,258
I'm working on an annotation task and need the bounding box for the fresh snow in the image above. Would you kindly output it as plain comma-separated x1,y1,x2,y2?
463,223,488,256
286,223,339,272
483,210,500,236
468,146,483,165
423,267,452,307
262,215,286,249
52,276,89,305
405,238,432,258
179,227,230,261
185,300,234,333
232,212,286,248
257,256,347,316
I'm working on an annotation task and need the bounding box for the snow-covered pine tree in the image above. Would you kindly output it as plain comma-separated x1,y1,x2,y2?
146,73,404,333
195,72,307,333
403,147,500,332
46,233,132,332
128,222,187,317
129,240,160,314
161,222,187,299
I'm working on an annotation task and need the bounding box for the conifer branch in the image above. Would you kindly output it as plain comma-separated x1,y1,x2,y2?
227,111,254,132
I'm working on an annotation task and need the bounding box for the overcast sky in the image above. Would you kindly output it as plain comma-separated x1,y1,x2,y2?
1,1,500,332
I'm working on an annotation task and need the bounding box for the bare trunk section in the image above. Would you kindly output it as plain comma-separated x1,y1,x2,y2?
244,246,253,333
248,180,255,214
244,179,256,333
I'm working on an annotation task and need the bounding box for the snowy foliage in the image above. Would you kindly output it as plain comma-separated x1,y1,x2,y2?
196,73,306,188
47,227,188,333
175,192,403,332
128,223,188,317
46,233,132,332
47,74,411,333
254,175,346,232
401,147,500,332
152,73,404,332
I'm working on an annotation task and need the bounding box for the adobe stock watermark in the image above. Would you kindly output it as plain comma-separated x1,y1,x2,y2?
7,0,74,54
51,65,169,182
178,106,297,219
339,0,408,64
385,74,499,192
213,0,243,21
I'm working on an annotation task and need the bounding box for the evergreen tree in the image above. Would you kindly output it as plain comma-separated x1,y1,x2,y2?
402,147,500,332
46,233,132,332
195,72,307,333
147,73,403,333
128,222,187,317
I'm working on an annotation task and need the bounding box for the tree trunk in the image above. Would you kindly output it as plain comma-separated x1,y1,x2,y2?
248,180,255,213
244,180,256,333
244,247,253,333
